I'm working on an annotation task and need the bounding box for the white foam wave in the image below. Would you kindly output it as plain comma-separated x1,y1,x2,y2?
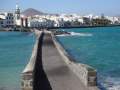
108,85,120,90
70,32,93,36
56,32,93,37
101,77,120,90
56,34,70,37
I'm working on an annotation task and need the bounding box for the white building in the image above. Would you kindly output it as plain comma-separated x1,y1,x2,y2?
0,18,5,27
0,4,29,28
28,16,54,28
105,16,120,24
0,12,14,27
0,4,22,28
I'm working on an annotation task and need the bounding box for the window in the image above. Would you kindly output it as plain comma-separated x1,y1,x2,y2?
21,81,24,87
30,81,33,87
1,21,3,24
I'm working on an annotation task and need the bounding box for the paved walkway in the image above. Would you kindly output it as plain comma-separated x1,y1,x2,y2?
42,32,89,90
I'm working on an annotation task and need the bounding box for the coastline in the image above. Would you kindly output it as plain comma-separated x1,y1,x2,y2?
47,24,120,29
0,24,120,32
0,27,33,32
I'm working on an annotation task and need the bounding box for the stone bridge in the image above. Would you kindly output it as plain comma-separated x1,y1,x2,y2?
21,30,98,90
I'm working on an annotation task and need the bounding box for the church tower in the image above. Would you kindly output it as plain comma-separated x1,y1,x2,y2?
14,3,21,26
15,4,20,20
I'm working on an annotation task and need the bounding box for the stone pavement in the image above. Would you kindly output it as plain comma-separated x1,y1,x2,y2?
41,32,90,90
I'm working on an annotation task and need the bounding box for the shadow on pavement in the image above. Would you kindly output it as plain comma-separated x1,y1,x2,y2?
33,32,52,90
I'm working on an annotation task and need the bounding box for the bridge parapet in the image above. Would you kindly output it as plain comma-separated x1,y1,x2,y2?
21,30,42,90
21,30,98,90
51,33,97,88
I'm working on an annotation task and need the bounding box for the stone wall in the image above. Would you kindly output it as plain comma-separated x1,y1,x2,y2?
21,30,98,90
21,73,33,90
21,30,42,90
51,33,97,87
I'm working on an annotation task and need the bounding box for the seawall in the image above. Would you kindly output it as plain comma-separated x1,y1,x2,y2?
21,30,99,90
21,30,42,90
51,32,98,89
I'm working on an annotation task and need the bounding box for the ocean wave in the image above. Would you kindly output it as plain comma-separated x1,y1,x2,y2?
56,34,70,37
70,32,93,36
56,32,93,37
108,86,120,90
99,76,120,90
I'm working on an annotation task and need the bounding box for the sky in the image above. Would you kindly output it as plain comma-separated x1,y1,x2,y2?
0,0,120,16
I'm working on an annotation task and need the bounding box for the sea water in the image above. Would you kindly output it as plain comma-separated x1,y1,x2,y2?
57,27,120,90
0,32,35,90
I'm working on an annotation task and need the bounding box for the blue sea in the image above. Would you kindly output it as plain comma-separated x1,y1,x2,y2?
57,27,120,90
0,32,35,90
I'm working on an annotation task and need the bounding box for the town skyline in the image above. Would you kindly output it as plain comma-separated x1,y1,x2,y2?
0,0,120,16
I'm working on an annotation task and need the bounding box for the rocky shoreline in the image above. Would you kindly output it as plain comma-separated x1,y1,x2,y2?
0,27,33,32
52,29,70,35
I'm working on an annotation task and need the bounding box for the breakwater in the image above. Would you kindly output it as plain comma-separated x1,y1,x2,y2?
51,33,98,88
21,30,98,90
21,30,42,90
57,27,120,90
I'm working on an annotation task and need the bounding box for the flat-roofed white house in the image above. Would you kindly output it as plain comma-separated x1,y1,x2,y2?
0,12,14,27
